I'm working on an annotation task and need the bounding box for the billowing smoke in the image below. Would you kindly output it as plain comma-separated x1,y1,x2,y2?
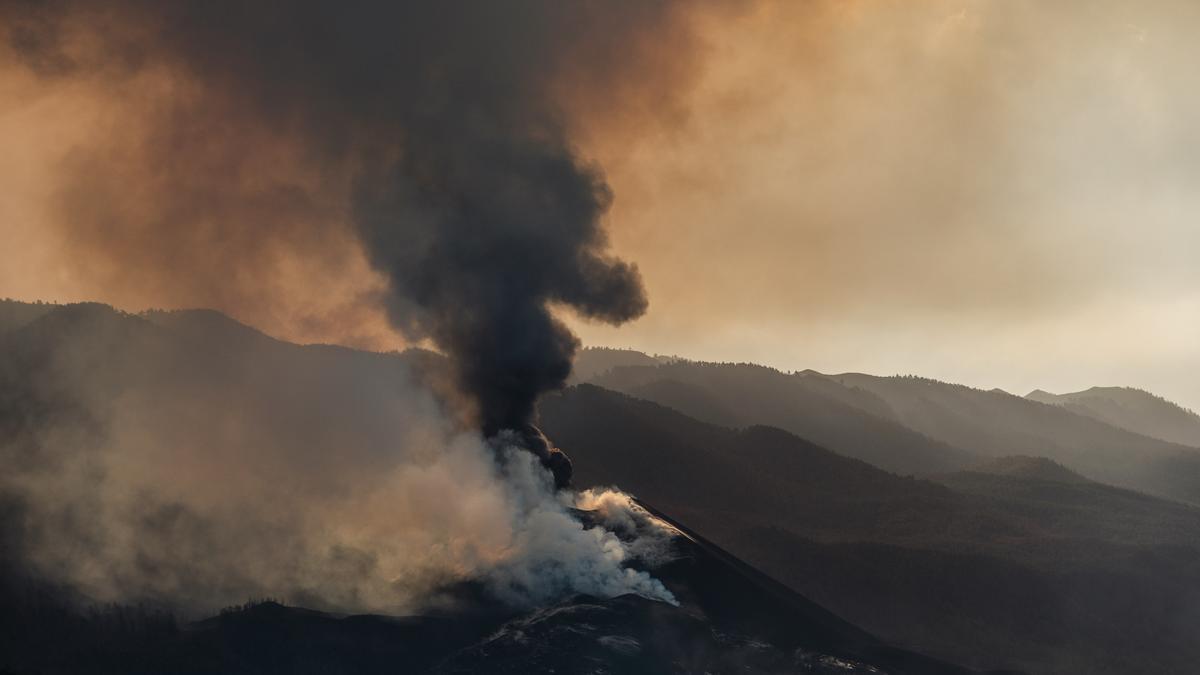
0,1,674,462
0,1,699,613
353,110,647,445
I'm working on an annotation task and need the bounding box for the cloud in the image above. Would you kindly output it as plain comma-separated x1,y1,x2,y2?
573,0,1200,410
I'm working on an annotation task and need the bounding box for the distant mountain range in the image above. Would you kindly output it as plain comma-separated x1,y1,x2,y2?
587,360,979,476
1027,386,1200,447
575,349,1200,504
4,301,1200,674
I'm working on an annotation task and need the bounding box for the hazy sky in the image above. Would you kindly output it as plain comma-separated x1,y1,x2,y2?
3,0,1199,410
573,0,1200,411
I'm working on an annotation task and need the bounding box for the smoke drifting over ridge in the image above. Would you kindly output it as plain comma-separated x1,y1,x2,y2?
0,1,705,435
0,303,678,615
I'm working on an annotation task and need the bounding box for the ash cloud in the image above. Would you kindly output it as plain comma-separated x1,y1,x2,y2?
0,1,693,441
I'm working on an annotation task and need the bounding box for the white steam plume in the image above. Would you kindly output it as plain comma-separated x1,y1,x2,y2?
0,306,676,615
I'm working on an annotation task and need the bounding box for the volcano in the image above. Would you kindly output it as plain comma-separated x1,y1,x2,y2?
1,498,986,675
0,302,1038,674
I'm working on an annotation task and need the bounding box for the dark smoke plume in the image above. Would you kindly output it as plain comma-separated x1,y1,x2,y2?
357,138,646,437
1,1,686,478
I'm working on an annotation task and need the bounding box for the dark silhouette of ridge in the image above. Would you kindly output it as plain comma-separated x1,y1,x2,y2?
956,455,1089,484
585,359,979,476
832,372,1200,503
638,502,986,675
540,384,1200,675
1027,386,1200,448
567,346,669,384
0,298,56,334
574,349,1200,504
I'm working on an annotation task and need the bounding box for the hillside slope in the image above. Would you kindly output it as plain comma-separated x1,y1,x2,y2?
831,373,1200,503
588,361,978,475
1028,386,1200,448
567,346,670,384
576,353,1200,504
954,455,1090,484
540,385,1200,675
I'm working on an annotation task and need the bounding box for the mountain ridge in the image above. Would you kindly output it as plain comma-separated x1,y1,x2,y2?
573,349,1200,503
1027,385,1200,448
4,301,1198,674
539,384,1200,675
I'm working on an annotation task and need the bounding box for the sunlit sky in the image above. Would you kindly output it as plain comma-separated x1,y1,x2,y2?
3,0,1199,410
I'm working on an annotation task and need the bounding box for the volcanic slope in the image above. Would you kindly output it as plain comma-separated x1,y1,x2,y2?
540,384,1200,675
